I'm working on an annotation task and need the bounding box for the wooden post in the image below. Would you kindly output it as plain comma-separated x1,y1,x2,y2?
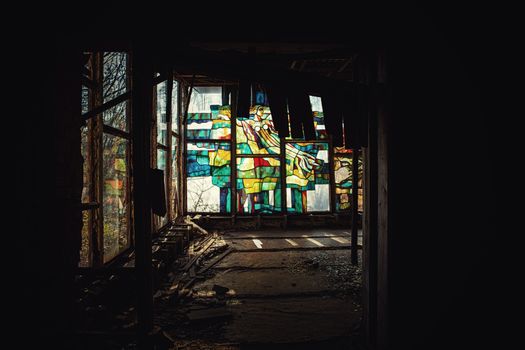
328,137,336,214
166,71,173,222
91,52,104,267
131,45,154,348
375,49,389,350
362,51,379,350
230,86,238,217
351,147,360,265
280,140,287,217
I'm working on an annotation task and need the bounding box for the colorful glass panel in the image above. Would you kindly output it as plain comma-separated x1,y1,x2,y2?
309,96,328,140
186,105,231,140
334,152,363,212
334,154,353,211
236,105,281,155
186,142,231,213
286,142,330,213
236,157,281,214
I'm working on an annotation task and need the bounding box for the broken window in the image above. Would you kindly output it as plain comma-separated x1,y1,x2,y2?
183,86,363,216
80,51,132,266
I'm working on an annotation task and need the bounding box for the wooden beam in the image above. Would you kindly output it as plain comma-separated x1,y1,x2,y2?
351,148,360,265
363,83,379,349
81,75,97,89
166,70,174,221
102,124,130,139
161,45,356,95
82,91,131,121
131,44,154,347
91,52,104,267
230,86,238,216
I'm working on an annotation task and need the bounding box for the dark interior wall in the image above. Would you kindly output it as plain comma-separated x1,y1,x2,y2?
385,10,490,350
19,35,83,348
18,6,491,350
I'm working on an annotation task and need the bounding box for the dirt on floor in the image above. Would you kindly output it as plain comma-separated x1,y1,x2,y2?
154,228,363,349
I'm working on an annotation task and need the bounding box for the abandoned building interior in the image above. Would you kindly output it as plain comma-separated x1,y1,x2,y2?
22,7,493,350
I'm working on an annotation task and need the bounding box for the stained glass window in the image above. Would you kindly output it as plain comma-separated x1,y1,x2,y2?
187,105,231,140
334,152,363,212
236,105,281,155
286,142,330,213
186,142,231,213
309,95,328,140
334,146,353,154
237,157,281,214
183,87,361,216
334,155,352,211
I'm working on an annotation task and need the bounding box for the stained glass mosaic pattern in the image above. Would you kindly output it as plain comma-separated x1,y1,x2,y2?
286,142,330,213
313,112,328,140
334,155,353,211
309,96,328,140
186,105,231,140
334,146,353,153
236,105,281,155
236,157,281,214
186,142,231,213
334,151,364,212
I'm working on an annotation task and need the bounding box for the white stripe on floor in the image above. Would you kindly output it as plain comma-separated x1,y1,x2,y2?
331,237,350,244
285,239,298,246
252,239,263,249
306,238,324,247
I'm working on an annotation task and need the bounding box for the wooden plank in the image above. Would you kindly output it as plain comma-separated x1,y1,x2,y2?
183,216,208,236
363,76,379,348
328,137,336,213
197,247,234,274
230,86,238,216
166,70,173,221
181,236,216,272
102,124,130,139
91,52,104,267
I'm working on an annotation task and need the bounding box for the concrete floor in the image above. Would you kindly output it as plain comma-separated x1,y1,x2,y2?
161,228,363,349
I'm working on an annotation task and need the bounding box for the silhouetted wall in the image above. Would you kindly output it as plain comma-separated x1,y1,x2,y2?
385,10,490,350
